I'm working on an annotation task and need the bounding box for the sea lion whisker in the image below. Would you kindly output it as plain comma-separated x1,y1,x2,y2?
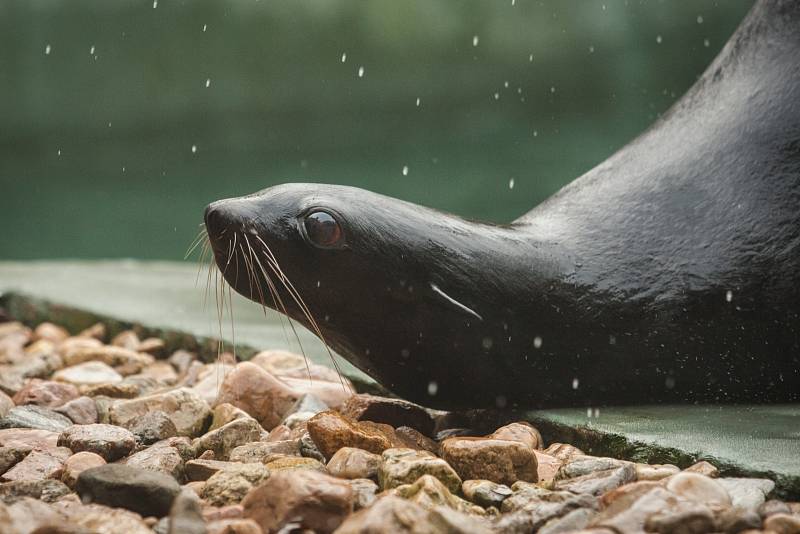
184,228,208,259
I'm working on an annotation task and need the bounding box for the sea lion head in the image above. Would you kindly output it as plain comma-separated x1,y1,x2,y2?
204,183,553,408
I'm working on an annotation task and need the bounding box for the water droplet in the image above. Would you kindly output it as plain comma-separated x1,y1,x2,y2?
472,35,479,47
427,381,438,396
533,336,543,349
588,45,595,53
703,38,710,48
572,377,579,389
482,337,493,350
511,0,515,5
550,86,556,93
152,0,158,8
528,53,534,62
357,66,364,77
341,52,347,63
508,178,515,189
191,145,197,153
725,290,733,302
202,24,207,32
57,149,61,156
533,130,538,137
400,348,410,358
205,78,211,88
586,407,592,417
665,376,676,389
415,97,420,107
89,45,95,55
493,92,500,100
504,80,509,88
122,166,126,172
402,165,409,176
593,408,600,417
316,280,321,288
44,44,51,55
696,15,704,24
656,35,663,44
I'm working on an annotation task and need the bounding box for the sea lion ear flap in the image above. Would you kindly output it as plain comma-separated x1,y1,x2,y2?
428,282,483,321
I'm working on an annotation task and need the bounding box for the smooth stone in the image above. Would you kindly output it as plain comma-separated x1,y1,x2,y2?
0,428,60,449
539,507,597,534
208,403,252,432
52,361,123,387
716,477,775,510
462,479,513,508
54,396,98,425
12,379,80,408
349,478,379,510
544,443,585,463
0,496,66,533
714,507,762,533
0,448,71,482
109,387,211,437
185,459,234,482
594,487,704,533
167,490,205,534
61,451,106,488
440,437,537,486
683,460,720,478
249,350,342,382
75,464,181,518
379,448,462,493
635,463,680,481
327,446,381,480
229,439,299,463
644,506,716,534
0,446,31,477
138,337,166,357
279,376,355,411
758,499,792,518
665,472,732,506
57,337,102,359
556,455,630,479
763,513,800,534
490,422,544,450
283,393,328,420
535,451,562,483
214,362,299,430
307,410,393,460
58,423,136,461
0,405,73,432
555,465,637,496
187,363,235,406
54,500,153,534
600,480,662,508
0,478,71,503
111,330,140,350
168,350,196,378
283,411,317,429
492,487,597,533
33,322,70,343
194,417,265,460
340,394,435,437
202,463,270,507
265,456,327,474
126,410,178,445
394,474,485,515
77,322,106,340
125,440,186,480
83,382,140,398
242,469,353,533
62,346,153,373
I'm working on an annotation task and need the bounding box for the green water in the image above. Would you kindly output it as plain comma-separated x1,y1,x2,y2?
0,0,752,260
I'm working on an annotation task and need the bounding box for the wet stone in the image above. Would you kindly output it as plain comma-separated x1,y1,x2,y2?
716,477,775,510
544,443,585,463
349,478,378,510
125,440,186,480
307,410,393,460
666,472,732,507
0,405,74,432
441,437,538,486
12,379,80,408
462,479,513,509
202,462,269,507
379,448,462,493
75,463,181,518
53,396,98,425
126,410,178,445
340,394,435,437
396,426,439,454
185,459,233,482
326,446,381,480
393,473,485,515
242,469,353,534
683,460,719,478
490,422,544,450
635,463,680,481
555,464,636,496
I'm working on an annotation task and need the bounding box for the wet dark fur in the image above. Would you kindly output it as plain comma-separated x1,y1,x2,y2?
205,1,800,410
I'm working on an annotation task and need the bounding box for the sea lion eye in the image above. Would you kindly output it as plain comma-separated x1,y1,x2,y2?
304,211,343,248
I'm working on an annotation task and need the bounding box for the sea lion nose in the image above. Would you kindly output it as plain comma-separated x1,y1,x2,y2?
204,201,229,235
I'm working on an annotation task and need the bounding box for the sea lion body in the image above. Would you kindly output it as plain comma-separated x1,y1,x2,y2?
206,0,800,409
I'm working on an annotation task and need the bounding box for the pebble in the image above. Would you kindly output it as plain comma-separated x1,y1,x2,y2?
58,423,136,461
265,456,327,474
340,394,435,436
349,478,378,510
763,513,800,533
0,391,12,417
644,506,716,534
56,500,153,534
396,425,439,454
125,439,186,479
202,463,270,506
126,410,178,445
61,451,106,488
462,479,513,508
539,507,597,534
0,445,31,476
167,490,206,534
208,402,252,431
229,439,299,463
555,464,637,496
250,349,342,382
0,405,74,432
490,421,544,450
53,396,98,424
12,379,80,408
758,499,791,518
440,436,537,486
535,450,562,483
544,442,585,462
53,361,123,387
684,460,720,477
665,472,732,506
0,447,71,482
393,473,485,515
185,459,234,481
0,478,71,503
242,469,353,533
109,387,211,437
214,361,300,430
327,446,381,480
635,462,681,481
193,417,266,460
0,428,60,449
378,448,462,493
63,345,153,373
206,518,262,534
75,463,181,517
0,495,66,532
716,477,775,510
33,322,70,343
307,410,393,459
714,507,762,533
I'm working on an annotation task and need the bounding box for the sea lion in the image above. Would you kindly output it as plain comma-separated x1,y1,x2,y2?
204,0,799,409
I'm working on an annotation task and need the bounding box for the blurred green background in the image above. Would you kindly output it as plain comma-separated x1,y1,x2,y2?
0,0,752,260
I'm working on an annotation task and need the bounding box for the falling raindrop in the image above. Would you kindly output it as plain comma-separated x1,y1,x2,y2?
572,378,579,389
697,15,704,24
402,165,409,176
511,0,516,5
495,396,507,408
504,81,509,88
205,78,211,88
533,336,543,349
203,24,207,32
153,0,158,8
656,35,663,44
472,35,479,47
528,53,534,62
415,97,420,107
89,45,95,55
482,337,493,350
533,130,538,137
703,38,710,48
357,66,364,77
44,44,51,55
57,149,61,156
589,45,595,53
725,290,733,302
191,145,197,154
427,381,438,396
493,92,500,100
509,178,515,189
550,86,556,93
341,52,347,63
